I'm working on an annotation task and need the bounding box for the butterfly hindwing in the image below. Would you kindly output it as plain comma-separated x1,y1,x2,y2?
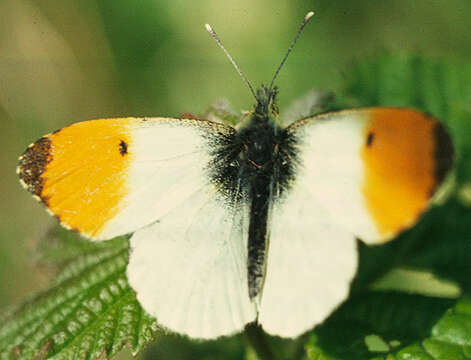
127,186,256,339
259,183,357,337
17,117,236,240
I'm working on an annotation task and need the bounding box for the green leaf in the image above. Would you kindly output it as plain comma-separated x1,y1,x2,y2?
35,227,120,272
0,229,158,359
306,293,471,360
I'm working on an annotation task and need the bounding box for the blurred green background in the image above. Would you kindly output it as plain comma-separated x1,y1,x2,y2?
1,0,470,358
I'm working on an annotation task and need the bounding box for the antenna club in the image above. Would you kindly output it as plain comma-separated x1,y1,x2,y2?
305,11,315,21
269,11,315,89
204,22,257,100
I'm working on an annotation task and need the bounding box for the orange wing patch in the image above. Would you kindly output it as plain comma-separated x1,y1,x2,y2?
18,118,138,238
361,108,453,239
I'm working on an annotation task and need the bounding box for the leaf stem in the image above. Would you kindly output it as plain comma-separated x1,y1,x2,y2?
244,323,278,360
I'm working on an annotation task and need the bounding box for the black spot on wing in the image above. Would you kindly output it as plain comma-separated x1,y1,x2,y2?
366,132,375,147
119,140,128,156
433,122,454,184
18,136,52,199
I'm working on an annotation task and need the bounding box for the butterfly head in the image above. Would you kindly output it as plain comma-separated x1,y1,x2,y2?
254,85,279,118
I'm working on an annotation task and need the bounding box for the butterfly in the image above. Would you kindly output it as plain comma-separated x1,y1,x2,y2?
17,12,454,339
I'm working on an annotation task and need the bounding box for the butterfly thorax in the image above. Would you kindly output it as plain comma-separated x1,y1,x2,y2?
237,85,283,171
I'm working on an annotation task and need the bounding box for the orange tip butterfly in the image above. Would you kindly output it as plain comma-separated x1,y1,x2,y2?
17,11,454,339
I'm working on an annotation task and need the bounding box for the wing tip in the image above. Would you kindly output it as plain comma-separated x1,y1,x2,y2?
433,120,454,185
17,136,52,198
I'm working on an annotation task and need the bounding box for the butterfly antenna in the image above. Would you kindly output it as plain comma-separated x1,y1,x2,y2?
269,11,315,90
205,23,257,100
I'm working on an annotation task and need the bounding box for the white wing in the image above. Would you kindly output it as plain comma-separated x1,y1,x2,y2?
258,112,366,338
280,108,452,243
18,117,236,240
127,185,257,339
283,111,379,242
258,183,357,337
258,107,452,337
258,110,365,337
100,118,237,240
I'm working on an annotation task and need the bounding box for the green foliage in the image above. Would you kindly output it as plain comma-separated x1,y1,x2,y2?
2,52,471,359
306,295,471,359
0,229,158,359
95,0,172,111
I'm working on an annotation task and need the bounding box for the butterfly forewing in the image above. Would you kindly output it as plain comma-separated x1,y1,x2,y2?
17,117,237,240
283,107,454,243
